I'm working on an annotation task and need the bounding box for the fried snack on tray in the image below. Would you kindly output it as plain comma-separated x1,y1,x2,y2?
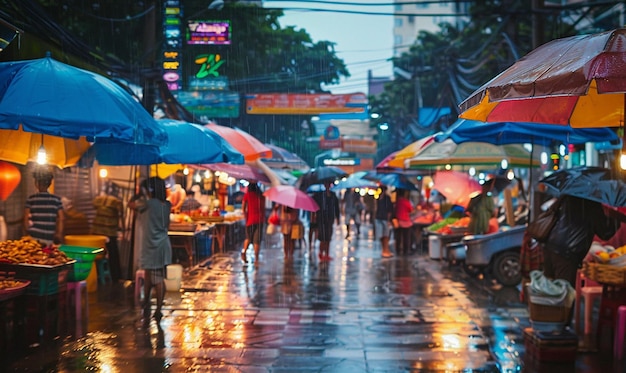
0,236,72,266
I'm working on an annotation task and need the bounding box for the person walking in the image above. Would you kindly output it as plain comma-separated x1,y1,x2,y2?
375,185,394,258
280,205,300,260
128,177,172,326
241,183,266,266
24,167,64,246
343,188,363,239
313,181,340,261
394,188,415,255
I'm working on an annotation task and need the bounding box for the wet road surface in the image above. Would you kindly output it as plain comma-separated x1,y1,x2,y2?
3,221,624,372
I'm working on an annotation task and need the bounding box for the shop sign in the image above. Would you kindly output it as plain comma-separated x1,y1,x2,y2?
319,125,341,149
341,138,377,154
177,90,240,118
245,93,368,115
186,20,231,45
162,1,183,91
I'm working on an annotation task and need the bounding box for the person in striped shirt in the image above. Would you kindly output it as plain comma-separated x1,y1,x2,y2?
24,168,64,246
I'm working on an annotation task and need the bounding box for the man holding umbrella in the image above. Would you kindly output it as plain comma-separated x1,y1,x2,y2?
313,181,340,261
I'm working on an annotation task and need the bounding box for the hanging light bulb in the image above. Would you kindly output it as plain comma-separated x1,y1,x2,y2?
36,146,47,165
620,141,626,170
36,134,47,165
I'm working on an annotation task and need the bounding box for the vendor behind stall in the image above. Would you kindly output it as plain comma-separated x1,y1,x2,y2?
466,176,497,235
24,167,64,246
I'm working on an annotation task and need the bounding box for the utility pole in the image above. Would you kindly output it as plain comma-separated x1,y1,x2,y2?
531,0,544,49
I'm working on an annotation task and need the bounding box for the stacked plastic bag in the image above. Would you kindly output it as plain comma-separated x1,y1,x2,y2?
527,270,575,307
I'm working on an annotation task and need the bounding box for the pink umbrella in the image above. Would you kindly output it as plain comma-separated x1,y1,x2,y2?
432,171,481,208
263,185,319,212
197,162,271,184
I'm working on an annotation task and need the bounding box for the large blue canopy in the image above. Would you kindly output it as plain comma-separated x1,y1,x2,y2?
87,119,244,166
435,119,619,146
0,55,167,146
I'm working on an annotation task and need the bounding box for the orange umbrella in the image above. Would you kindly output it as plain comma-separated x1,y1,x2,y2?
0,127,90,168
204,123,272,161
386,135,436,168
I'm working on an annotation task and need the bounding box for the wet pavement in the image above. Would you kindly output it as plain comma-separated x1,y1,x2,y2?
3,220,624,372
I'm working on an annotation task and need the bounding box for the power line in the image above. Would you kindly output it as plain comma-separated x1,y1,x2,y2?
274,7,469,16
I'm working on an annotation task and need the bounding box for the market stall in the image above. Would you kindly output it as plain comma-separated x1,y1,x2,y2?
0,237,78,348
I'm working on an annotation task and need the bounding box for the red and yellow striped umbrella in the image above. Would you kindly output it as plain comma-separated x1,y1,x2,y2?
460,28,626,128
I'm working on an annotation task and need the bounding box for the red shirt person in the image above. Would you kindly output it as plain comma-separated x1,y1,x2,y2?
241,183,266,265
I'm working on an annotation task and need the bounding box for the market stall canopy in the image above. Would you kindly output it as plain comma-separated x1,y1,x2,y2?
403,139,540,170
204,123,272,162
0,127,90,168
459,28,626,128
86,119,244,166
436,119,619,146
0,54,166,146
387,135,436,169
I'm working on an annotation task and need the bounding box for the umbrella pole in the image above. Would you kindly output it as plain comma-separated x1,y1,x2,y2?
527,143,534,221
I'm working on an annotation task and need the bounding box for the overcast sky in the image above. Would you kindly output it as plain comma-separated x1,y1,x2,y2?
264,0,395,95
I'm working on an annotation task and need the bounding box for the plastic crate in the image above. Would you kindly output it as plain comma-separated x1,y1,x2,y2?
196,235,212,258
59,245,104,282
523,327,577,363
0,263,73,296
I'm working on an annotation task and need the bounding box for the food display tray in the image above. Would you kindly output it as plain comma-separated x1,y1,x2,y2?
0,279,31,302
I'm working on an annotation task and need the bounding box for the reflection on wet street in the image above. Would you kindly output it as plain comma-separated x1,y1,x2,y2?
4,222,624,372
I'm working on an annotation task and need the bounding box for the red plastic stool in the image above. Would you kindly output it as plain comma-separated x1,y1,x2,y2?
574,269,602,339
134,269,145,305
596,286,626,351
66,280,88,320
615,305,626,360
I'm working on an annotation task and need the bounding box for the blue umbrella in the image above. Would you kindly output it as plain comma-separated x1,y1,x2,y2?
378,173,418,191
86,119,244,165
331,171,379,191
0,54,166,146
435,119,618,146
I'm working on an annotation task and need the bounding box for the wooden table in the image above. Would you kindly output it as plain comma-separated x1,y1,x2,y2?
209,220,240,254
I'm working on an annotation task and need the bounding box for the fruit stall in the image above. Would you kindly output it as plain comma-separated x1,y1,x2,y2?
168,205,245,266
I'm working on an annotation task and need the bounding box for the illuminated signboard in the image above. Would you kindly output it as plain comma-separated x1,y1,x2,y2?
186,20,231,45
162,1,183,91
246,93,368,115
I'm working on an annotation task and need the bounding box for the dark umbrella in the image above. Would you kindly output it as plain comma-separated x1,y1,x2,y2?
539,166,626,207
378,173,418,191
297,166,348,191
